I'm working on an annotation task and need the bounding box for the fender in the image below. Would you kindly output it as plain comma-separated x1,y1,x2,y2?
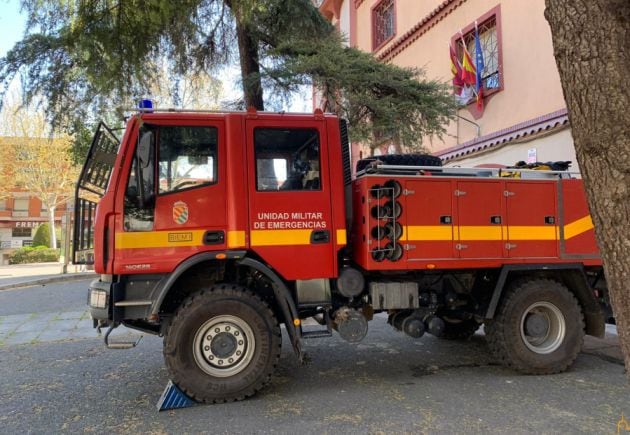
150,251,304,361
485,263,605,337
150,250,246,317
237,257,304,362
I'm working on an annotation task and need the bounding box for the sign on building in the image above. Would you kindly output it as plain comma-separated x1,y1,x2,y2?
527,148,537,163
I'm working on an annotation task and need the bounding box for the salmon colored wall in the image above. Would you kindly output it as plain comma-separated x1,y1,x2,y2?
354,0,567,154
356,1,445,52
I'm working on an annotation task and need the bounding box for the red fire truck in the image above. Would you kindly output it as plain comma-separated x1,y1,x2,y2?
74,108,607,403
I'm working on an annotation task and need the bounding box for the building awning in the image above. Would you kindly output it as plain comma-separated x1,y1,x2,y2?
436,109,569,162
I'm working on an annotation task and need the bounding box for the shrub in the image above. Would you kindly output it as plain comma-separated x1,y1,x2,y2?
32,223,62,248
33,223,51,247
9,246,60,264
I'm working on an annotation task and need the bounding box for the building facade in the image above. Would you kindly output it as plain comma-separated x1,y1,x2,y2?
0,194,63,264
318,0,577,170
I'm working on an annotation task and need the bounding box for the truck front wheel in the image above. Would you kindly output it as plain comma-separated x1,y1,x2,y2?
485,278,584,374
163,284,281,403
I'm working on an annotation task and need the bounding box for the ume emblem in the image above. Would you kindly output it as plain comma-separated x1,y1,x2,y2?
172,201,189,225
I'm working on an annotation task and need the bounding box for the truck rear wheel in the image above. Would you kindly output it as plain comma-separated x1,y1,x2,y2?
485,278,584,374
163,284,281,403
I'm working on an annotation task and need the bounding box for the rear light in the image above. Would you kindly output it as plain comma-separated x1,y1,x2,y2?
89,289,108,309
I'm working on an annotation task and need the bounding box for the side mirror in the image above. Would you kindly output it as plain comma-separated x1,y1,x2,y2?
126,184,138,200
137,131,153,169
188,155,208,165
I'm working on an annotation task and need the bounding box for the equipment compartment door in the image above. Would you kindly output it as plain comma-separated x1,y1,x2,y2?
455,181,504,259
246,119,335,280
505,181,558,258
404,179,455,260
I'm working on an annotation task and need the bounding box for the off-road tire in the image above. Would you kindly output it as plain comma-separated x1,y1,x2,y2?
485,279,584,375
440,319,482,340
163,284,281,403
356,154,442,173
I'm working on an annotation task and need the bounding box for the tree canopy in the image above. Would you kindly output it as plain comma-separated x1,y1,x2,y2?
0,0,455,154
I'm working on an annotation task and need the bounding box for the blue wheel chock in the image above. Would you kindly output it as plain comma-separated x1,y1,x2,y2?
156,380,197,411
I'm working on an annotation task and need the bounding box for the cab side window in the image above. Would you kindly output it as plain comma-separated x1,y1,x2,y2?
254,128,320,191
123,125,218,232
158,126,218,194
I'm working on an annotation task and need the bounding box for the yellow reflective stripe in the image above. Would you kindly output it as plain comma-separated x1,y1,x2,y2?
402,217,592,242
250,229,312,246
115,230,206,249
336,229,347,245
508,226,559,241
406,226,453,241
458,226,503,241
113,217,593,250
227,230,246,248
564,215,594,239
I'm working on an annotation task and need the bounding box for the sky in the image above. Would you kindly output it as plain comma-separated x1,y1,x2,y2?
0,0,26,58
0,0,311,112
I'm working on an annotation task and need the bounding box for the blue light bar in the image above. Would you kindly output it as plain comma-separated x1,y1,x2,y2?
138,99,154,112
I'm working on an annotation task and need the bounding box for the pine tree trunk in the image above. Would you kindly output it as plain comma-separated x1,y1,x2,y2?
48,205,57,250
545,0,630,377
226,0,265,110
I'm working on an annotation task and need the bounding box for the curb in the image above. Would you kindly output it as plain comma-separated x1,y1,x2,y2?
0,273,96,292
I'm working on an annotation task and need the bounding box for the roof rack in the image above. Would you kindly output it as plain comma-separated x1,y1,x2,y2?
356,164,578,180
122,107,326,115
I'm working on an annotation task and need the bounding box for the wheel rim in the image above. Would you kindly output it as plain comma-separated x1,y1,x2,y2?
193,315,256,378
520,302,566,354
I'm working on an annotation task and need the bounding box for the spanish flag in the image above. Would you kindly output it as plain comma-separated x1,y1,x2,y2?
460,40,476,86
449,42,464,94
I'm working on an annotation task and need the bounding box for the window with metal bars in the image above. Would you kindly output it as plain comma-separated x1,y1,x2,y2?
372,0,395,50
464,18,500,91
455,16,502,104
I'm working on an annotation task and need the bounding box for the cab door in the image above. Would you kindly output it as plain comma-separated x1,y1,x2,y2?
114,120,226,274
246,118,335,280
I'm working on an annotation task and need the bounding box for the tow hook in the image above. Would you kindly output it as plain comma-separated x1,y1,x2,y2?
103,322,143,350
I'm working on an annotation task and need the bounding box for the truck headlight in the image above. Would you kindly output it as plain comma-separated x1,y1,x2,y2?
89,289,108,309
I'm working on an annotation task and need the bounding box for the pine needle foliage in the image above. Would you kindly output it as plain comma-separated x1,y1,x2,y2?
269,35,455,149
1,0,455,153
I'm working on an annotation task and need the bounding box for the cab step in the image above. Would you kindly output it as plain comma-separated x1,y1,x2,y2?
301,329,333,339
103,322,143,349
300,311,333,339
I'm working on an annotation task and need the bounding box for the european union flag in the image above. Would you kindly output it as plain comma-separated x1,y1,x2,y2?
474,24,485,107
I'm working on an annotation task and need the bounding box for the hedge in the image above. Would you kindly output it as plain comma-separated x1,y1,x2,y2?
8,246,61,264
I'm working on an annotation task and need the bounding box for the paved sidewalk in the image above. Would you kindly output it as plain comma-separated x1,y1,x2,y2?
0,262,96,291
0,309,139,347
